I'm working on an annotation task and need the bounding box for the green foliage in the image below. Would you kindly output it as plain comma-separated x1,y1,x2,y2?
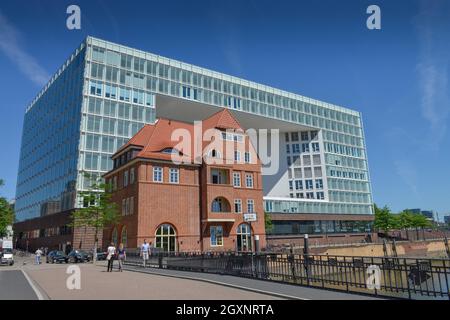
0,179,14,237
374,204,397,232
70,173,120,255
374,204,432,233
264,212,273,232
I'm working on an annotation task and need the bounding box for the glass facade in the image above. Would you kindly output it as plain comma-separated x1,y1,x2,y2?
15,36,373,223
268,220,373,235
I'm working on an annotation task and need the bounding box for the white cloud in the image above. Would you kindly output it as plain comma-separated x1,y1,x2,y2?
415,0,450,147
0,11,49,86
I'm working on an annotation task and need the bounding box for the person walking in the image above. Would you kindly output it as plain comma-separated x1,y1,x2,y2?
117,243,126,272
35,248,43,265
141,239,150,267
106,242,116,272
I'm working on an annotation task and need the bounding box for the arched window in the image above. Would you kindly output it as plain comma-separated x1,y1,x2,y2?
155,224,177,252
211,197,231,212
112,227,118,245
236,224,252,252
121,226,128,248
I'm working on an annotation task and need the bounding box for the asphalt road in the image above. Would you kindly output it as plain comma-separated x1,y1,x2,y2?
0,270,38,300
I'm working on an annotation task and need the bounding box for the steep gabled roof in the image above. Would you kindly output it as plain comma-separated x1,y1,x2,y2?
202,108,242,131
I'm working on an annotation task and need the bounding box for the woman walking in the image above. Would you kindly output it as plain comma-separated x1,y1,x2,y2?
106,242,116,272
117,243,126,272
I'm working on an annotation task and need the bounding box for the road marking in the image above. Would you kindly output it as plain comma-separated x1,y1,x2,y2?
21,269,46,300
124,266,310,300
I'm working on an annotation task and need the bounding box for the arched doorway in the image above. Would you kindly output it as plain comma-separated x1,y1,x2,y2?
120,226,128,248
236,223,252,252
155,224,177,252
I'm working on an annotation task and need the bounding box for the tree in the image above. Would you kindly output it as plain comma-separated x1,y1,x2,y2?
70,173,120,262
0,179,14,238
374,204,397,233
264,211,273,233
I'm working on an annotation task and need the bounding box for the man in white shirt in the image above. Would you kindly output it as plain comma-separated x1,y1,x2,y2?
106,243,116,272
141,239,150,267
35,248,43,265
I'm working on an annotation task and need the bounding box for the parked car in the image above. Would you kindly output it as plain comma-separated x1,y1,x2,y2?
67,250,91,263
46,250,68,264
96,250,107,261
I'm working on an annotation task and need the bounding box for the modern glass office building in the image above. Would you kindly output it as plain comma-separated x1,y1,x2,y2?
15,36,374,246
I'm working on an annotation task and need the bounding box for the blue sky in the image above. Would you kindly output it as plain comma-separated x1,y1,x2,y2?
0,0,449,218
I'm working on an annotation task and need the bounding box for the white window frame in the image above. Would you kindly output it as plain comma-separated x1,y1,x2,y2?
233,172,241,187
123,170,129,187
234,199,242,213
169,168,179,184
153,166,163,182
247,199,255,213
244,152,251,163
245,174,254,188
210,226,224,247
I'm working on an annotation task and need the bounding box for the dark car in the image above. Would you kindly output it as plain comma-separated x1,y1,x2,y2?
96,250,107,261
46,250,68,264
67,250,91,263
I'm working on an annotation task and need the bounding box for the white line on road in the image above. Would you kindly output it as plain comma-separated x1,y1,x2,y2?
21,269,46,300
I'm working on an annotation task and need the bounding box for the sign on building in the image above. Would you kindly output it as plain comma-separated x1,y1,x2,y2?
244,213,257,222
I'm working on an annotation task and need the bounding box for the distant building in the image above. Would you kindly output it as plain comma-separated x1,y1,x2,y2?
444,216,450,224
405,208,434,221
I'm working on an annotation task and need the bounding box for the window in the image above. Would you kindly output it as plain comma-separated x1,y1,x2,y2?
129,197,134,215
210,226,223,246
306,192,315,199
305,179,313,190
234,199,242,213
153,167,163,182
301,132,309,141
302,143,310,152
291,132,299,141
312,143,320,152
169,168,179,183
295,180,303,190
89,81,102,96
315,179,323,189
316,192,325,200
292,143,300,153
247,199,255,213
211,197,230,212
234,151,241,162
130,168,135,184
155,224,176,252
121,226,128,247
245,174,254,188
122,199,126,215
211,169,228,184
286,144,290,154
236,224,252,251
112,227,118,245
289,181,293,190
233,172,241,187
123,170,129,187
244,152,251,163
113,176,117,191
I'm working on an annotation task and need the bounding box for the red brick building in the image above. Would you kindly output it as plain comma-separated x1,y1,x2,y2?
103,109,266,252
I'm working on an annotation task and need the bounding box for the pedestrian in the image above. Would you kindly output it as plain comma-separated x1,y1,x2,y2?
141,239,150,267
35,248,43,265
117,243,126,272
106,242,116,272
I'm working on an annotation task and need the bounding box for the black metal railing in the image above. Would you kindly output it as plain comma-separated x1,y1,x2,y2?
123,250,450,300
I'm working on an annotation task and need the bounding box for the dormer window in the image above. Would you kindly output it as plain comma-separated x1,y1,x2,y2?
161,148,181,155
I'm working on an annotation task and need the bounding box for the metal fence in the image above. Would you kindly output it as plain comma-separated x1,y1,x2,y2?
123,250,450,300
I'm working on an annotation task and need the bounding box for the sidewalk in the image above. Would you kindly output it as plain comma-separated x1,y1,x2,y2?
23,262,282,300
122,264,383,300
